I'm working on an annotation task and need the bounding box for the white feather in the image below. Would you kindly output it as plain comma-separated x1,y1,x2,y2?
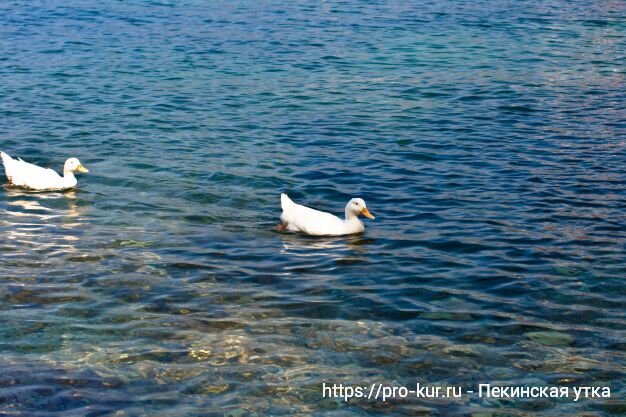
280,193,373,236
1,151,87,191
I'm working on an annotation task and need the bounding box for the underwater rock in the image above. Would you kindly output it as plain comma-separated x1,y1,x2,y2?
442,344,482,357
524,331,574,346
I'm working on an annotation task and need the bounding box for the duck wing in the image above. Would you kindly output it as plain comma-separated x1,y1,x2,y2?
1,152,62,188
280,193,345,235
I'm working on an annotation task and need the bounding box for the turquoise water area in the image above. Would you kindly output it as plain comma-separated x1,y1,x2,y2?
0,1,625,415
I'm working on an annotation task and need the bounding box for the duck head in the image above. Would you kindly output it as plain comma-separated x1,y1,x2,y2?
345,198,375,220
64,158,89,174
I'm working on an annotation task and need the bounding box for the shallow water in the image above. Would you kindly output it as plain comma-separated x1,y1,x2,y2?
1,1,625,416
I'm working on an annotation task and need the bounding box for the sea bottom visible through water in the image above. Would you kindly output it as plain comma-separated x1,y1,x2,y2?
0,0,625,416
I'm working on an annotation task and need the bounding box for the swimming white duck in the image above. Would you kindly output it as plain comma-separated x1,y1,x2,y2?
1,151,89,191
279,193,375,236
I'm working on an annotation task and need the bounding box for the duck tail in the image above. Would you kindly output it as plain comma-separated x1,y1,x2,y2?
281,193,294,210
0,151,12,165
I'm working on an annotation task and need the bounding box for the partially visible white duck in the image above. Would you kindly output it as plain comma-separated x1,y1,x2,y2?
278,193,375,236
1,151,89,191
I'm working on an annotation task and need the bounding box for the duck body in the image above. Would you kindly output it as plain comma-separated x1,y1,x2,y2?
1,151,89,191
280,193,374,236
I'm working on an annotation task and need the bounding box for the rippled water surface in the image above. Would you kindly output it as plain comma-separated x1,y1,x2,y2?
1,1,625,416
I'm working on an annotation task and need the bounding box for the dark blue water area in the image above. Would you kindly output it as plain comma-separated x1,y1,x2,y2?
0,1,625,416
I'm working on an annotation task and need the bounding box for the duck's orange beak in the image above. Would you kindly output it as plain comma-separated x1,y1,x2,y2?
360,207,375,219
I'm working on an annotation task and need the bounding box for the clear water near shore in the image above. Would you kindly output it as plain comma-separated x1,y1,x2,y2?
0,1,625,415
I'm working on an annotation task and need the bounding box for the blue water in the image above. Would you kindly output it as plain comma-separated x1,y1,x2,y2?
1,1,625,415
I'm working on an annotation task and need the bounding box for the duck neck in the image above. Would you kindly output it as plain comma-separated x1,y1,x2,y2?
343,208,364,234
63,170,77,187
344,207,359,222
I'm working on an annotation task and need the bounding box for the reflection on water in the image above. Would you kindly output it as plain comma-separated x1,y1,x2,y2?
280,233,371,260
4,187,81,213
2,188,84,258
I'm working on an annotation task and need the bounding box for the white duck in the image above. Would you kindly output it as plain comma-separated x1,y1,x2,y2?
1,151,89,191
279,193,375,236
